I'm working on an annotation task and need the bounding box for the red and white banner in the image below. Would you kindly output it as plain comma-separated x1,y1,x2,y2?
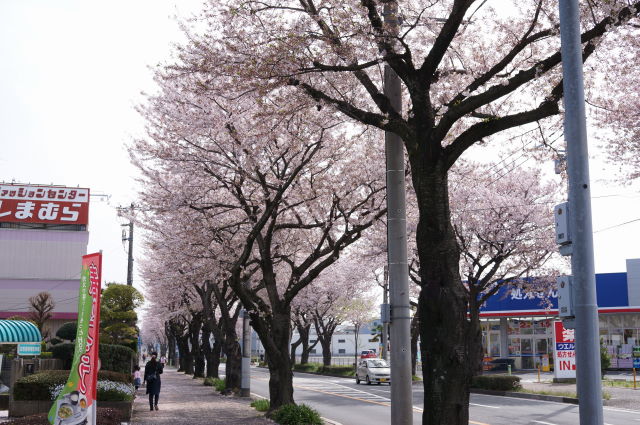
0,184,89,225
553,321,576,379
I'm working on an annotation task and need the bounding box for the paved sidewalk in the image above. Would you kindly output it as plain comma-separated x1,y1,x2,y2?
514,371,640,410
131,368,274,425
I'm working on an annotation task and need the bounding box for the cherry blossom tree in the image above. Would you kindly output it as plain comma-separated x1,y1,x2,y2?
139,1,640,419
181,2,638,421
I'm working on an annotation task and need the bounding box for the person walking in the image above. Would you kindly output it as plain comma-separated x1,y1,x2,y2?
144,352,163,411
133,365,142,391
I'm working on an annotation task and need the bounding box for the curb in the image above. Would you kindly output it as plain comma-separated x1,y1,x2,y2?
471,388,579,404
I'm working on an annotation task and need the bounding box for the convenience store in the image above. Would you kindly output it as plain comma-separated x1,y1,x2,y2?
480,258,640,370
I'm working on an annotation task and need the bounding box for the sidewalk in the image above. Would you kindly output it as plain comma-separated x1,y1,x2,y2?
513,371,640,410
131,368,274,425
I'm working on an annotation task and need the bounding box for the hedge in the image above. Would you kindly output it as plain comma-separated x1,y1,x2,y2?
471,374,521,391
14,370,132,401
51,343,135,374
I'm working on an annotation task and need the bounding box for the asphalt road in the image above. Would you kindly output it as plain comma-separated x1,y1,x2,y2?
246,367,640,425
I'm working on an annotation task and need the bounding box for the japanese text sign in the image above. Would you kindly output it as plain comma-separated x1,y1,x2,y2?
553,321,576,379
0,184,89,226
49,253,102,425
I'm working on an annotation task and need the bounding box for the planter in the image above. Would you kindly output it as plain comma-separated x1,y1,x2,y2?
9,399,132,420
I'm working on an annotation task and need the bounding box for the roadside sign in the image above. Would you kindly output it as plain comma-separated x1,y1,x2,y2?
553,321,576,379
17,343,41,356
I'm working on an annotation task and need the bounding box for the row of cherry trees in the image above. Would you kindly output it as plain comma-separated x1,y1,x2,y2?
132,1,639,423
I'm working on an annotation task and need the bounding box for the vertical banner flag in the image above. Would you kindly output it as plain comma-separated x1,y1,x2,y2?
49,253,102,425
553,320,576,379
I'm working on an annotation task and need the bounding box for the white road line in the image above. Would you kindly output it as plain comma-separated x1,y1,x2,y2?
532,421,557,425
470,403,500,409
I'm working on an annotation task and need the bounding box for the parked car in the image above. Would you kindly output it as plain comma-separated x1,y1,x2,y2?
488,358,515,372
360,349,377,359
356,358,391,385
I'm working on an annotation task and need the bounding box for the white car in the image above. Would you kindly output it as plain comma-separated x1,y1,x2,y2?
355,358,391,385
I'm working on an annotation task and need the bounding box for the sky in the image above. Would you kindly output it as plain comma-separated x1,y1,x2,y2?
0,0,639,299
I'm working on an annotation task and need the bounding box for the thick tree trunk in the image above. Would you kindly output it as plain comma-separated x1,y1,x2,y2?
411,161,472,425
248,307,295,411
176,335,192,374
190,318,204,378
320,339,332,366
206,339,222,378
468,304,484,377
290,338,302,366
297,324,311,365
224,337,242,391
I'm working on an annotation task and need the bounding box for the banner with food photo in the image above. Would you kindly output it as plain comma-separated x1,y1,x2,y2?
48,253,102,425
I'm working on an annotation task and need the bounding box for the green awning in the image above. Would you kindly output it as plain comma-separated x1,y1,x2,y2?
0,320,42,343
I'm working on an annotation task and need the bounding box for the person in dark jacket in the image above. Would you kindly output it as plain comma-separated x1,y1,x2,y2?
144,352,163,411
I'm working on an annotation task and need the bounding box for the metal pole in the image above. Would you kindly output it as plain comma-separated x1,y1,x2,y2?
382,280,389,362
384,2,412,424
240,308,251,397
558,1,603,424
126,203,134,286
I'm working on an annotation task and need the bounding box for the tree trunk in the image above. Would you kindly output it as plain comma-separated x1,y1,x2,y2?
190,317,204,378
320,338,332,366
298,324,312,364
248,307,295,411
468,303,484,377
290,337,302,366
411,161,472,425
176,335,192,374
206,339,222,378
411,311,420,376
224,337,242,391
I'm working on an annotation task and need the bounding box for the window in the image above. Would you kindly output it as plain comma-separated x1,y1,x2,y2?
338,349,345,354
310,349,317,354
338,339,345,343
310,340,316,343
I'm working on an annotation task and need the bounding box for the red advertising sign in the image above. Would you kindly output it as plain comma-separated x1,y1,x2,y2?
553,321,576,379
0,184,89,225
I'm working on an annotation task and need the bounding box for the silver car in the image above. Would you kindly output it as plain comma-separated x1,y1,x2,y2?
355,358,391,385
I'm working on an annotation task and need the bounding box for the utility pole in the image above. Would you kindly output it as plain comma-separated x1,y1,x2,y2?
240,308,251,397
118,203,135,286
382,266,389,361
383,1,412,424
558,1,604,424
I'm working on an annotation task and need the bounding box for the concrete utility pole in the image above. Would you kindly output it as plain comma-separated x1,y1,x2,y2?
382,266,389,361
383,2,413,424
240,308,251,397
117,203,135,286
558,1,604,424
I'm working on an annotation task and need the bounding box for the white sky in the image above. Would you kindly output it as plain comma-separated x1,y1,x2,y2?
1,0,638,296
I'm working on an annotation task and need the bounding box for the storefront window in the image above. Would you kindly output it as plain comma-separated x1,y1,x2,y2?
508,337,521,356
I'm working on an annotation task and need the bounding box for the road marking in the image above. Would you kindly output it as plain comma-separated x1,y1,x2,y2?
470,403,500,409
533,421,557,425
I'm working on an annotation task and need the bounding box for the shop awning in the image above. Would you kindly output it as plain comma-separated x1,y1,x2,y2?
0,320,41,343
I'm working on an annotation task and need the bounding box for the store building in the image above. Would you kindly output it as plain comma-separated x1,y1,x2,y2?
0,183,90,338
480,259,640,369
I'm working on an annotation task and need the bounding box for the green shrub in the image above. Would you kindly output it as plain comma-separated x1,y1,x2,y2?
471,374,521,391
56,322,77,341
39,352,53,359
272,404,323,425
293,363,320,373
14,370,132,401
204,377,226,392
319,365,354,376
203,377,216,386
51,343,134,374
250,399,270,412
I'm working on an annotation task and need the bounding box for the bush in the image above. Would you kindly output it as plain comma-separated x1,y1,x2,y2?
250,399,270,412
14,370,132,401
272,404,323,425
51,343,134,374
293,363,320,373
39,352,52,359
203,377,216,386
212,378,226,392
319,365,354,376
471,374,521,391
55,322,77,341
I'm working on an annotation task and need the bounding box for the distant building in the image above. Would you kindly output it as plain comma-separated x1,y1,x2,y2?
0,183,90,337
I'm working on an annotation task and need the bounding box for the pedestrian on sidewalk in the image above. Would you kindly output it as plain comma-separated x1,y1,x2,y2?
144,351,163,411
133,365,142,391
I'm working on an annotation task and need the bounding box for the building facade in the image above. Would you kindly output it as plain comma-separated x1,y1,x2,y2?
480,258,640,369
0,184,89,337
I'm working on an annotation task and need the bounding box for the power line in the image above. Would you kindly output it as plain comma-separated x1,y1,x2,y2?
594,218,640,234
